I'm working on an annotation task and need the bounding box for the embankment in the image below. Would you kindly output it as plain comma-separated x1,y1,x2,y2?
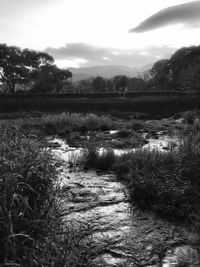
1,94,200,116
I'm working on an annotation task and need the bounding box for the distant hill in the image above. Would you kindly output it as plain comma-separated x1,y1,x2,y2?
69,64,152,82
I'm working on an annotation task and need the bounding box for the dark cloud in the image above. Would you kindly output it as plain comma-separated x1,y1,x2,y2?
129,1,200,33
45,43,176,68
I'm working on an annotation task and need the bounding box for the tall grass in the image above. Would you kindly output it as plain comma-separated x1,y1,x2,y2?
81,126,200,229
0,125,59,265
20,112,118,137
83,144,116,171
114,131,200,228
0,124,116,266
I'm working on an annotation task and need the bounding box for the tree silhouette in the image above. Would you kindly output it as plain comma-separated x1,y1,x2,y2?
0,43,53,93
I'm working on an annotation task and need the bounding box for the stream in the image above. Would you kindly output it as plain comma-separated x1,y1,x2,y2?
48,133,199,266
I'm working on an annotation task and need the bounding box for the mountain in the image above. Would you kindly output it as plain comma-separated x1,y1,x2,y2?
68,64,152,82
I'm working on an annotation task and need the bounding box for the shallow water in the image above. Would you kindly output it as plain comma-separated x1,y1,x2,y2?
49,135,198,266
49,131,179,160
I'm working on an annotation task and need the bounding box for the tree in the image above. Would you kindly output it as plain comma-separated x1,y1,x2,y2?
92,76,106,92
170,46,200,90
128,77,146,91
0,43,53,93
150,59,172,90
31,64,72,93
113,75,128,91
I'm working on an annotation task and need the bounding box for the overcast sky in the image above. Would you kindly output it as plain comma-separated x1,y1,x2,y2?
1,0,200,68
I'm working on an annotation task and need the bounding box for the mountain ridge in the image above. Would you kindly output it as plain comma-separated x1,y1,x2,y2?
68,64,153,81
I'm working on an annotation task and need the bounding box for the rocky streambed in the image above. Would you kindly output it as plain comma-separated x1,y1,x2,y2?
48,131,199,266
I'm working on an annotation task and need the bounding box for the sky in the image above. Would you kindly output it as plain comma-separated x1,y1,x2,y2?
1,0,200,68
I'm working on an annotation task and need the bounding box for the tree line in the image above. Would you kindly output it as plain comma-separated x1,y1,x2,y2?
71,45,200,93
1,43,200,94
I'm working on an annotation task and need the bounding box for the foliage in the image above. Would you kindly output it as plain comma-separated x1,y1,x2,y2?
68,75,147,93
113,75,129,91
148,45,200,91
31,64,72,93
0,43,72,94
150,59,172,90
92,76,106,92
170,45,200,90
0,43,54,93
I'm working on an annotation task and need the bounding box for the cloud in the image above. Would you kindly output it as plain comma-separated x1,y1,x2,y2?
129,0,200,33
0,0,56,19
45,43,110,60
45,43,176,68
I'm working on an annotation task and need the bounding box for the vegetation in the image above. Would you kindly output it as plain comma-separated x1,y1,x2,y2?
0,124,110,266
1,109,200,265
30,64,72,93
63,45,200,93
83,145,116,171
115,134,200,226
1,43,200,95
2,40,200,265
0,125,59,265
80,119,200,231
19,112,118,137
0,43,72,94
